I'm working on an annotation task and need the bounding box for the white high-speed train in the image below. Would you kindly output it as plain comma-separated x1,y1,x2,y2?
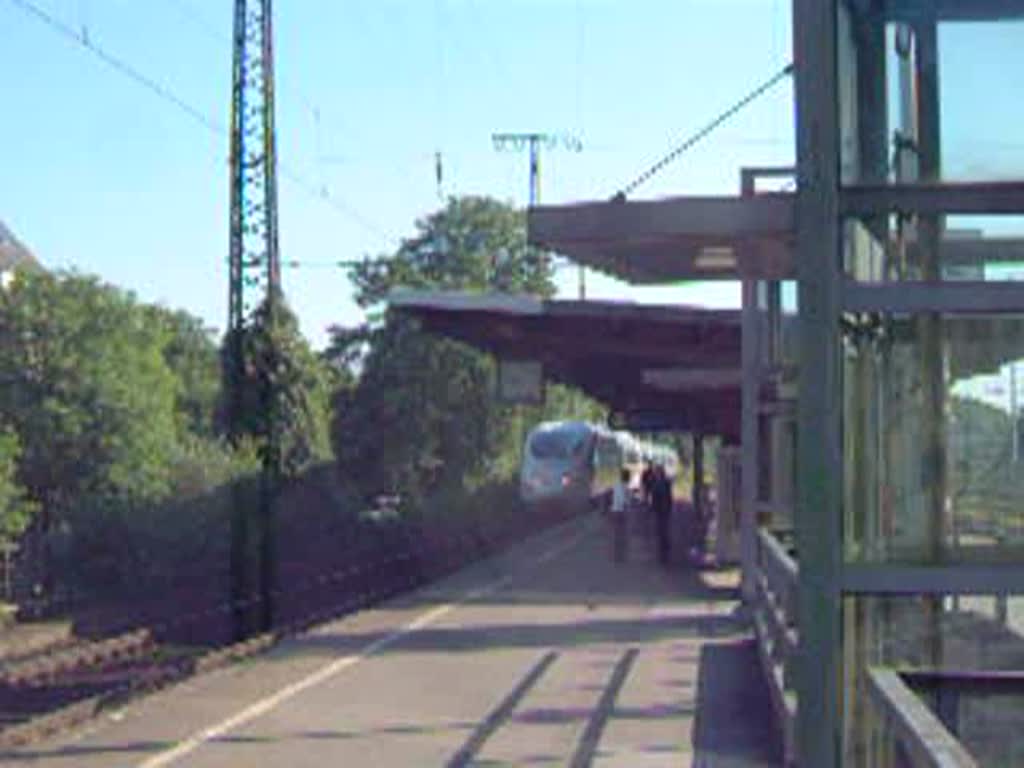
519,421,670,513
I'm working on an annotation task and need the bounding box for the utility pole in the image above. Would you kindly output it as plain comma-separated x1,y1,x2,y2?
227,0,282,639
492,132,584,296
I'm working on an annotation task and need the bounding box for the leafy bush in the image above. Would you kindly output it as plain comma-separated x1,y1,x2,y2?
0,426,35,540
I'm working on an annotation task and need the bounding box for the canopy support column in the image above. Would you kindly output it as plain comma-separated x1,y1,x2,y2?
693,432,705,538
741,278,760,600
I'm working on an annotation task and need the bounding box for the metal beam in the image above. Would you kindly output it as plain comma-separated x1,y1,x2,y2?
942,238,1024,266
878,0,1024,22
843,563,1024,594
841,181,1024,216
741,279,760,603
842,280,1024,313
642,368,744,391
794,0,842,764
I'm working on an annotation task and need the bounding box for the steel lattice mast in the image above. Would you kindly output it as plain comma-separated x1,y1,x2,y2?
227,0,281,638
228,0,280,383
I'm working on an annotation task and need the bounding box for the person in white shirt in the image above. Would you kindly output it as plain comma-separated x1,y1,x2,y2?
610,468,631,563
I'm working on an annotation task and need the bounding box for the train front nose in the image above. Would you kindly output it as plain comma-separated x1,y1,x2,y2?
522,463,576,501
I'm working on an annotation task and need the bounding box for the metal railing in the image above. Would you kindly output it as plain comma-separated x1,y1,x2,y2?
751,525,798,765
867,669,978,768
750,526,988,767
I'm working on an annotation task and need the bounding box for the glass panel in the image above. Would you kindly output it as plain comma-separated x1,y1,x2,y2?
939,21,1024,183
780,280,797,312
843,314,1024,563
843,594,1024,767
838,5,1024,185
780,280,798,366
844,214,1024,282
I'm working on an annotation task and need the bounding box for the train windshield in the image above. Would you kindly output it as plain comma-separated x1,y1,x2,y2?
529,430,587,460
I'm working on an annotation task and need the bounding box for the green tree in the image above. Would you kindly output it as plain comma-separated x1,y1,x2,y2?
223,294,333,479
0,270,180,516
336,315,511,501
0,426,35,540
330,196,557,505
950,395,1016,501
538,383,606,426
350,196,551,307
144,306,222,439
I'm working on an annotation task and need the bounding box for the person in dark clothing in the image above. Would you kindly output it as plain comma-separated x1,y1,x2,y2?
640,461,657,540
651,464,673,565
641,461,656,509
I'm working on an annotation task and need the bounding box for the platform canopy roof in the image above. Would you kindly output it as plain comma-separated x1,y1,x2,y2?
527,193,796,283
525,191,1024,381
389,290,756,441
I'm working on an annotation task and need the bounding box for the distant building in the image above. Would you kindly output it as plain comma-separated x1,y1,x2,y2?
0,220,40,289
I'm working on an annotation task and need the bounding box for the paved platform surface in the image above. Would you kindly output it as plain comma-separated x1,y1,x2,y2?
2,513,782,767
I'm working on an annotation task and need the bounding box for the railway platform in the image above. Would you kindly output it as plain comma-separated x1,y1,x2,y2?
1,510,781,767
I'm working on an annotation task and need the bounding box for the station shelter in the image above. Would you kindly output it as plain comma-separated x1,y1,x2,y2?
389,290,757,563
393,3,1024,764
787,2,1024,765
391,175,800,753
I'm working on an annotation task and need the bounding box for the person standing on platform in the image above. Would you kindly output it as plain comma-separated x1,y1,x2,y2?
651,463,673,565
610,467,631,563
640,460,657,539
641,461,656,510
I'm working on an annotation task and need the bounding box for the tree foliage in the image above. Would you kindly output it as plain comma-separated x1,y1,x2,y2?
329,196,603,507
349,197,551,308
224,294,334,479
0,425,35,540
0,197,607,606
0,266,340,604
0,271,181,514
334,315,516,502
145,306,221,439
950,395,1017,499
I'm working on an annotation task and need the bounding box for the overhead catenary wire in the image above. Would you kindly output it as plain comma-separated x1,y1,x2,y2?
159,0,379,166
277,166,397,245
7,0,225,135
612,62,795,201
4,0,396,247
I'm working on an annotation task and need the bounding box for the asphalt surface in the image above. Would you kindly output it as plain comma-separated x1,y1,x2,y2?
2,513,782,767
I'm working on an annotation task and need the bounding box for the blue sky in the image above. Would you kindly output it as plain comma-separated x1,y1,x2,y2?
0,0,796,348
